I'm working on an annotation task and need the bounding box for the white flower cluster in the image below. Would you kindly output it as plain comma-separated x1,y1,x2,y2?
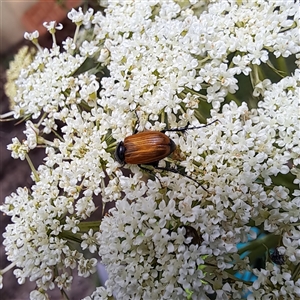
1,0,300,299
99,199,218,299
1,181,99,292
98,72,300,299
95,0,300,137
13,47,86,125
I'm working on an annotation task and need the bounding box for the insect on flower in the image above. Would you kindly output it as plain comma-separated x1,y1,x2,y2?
183,225,203,245
115,119,218,189
115,130,176,165
270,248,285,265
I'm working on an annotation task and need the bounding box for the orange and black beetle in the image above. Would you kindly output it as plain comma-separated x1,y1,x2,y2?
115,130,176,166
114,120,218,191
115,119,218,167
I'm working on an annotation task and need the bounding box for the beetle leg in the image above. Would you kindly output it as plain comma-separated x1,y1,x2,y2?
138,164,163,187
154,166,209,192
139,164,209,192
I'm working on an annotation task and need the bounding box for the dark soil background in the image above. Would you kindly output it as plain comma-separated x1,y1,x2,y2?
0,17,101,300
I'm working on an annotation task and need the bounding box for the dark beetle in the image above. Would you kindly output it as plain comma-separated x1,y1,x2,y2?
115,119,218,166
115,130,176,165
114,120,218,189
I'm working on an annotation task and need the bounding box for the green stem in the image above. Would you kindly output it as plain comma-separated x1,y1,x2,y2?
0,111,15,119
249,64,260,89
238,233,281,264
25,154,40,182
37,112,47,128
51,33,57,46
73,25,80,44
38,137,56,148
61,231,83,244
61,288,70,300
273,55,288,77
78,221,102,233
292,263,300,281
33,41,43,52
51,128,64,142
0,261,16,274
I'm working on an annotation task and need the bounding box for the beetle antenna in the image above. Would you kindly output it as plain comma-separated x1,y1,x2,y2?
140,164,209,192
133,110,141,134
161,119,218,133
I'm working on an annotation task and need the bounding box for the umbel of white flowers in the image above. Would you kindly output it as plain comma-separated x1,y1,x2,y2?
0,1,300,300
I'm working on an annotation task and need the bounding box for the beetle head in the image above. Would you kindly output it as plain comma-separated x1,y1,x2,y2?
115,141,126,165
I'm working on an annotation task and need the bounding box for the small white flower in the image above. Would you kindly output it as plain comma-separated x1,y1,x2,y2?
81,229,101,253
80,40,100,57
62,37,76,52
98,48,110,63
68,7,94,26
54,272,73,290
99,0,108,7
86,286,113,300
232,54,251,76
29,290,49,300
63,216,80,233
7,137,29,160
43,21,63,34
253,79,272,97
78,257,97,278
24,30,39,41
24,120,39,149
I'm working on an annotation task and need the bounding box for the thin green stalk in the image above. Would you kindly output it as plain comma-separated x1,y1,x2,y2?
26,154,40,182
78,221,102,233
